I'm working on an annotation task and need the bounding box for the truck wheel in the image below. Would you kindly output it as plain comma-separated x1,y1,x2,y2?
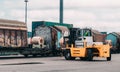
64,50,75,60
107,50,111,61
86,49,93,61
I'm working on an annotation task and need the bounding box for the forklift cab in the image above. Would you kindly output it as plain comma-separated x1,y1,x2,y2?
74,28,93,48
64,28,93,48
76,28,93,41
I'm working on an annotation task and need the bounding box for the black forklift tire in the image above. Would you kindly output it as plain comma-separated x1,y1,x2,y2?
32,54,37,57
24,54,28,57
86,49,93,61
80,57,87,61
64,50,75,60
107,50,111,61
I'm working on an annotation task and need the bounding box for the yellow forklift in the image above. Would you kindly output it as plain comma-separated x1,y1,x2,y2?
62,28,111,61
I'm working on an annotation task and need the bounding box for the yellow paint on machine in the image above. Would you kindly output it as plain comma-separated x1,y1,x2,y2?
70,44,111,58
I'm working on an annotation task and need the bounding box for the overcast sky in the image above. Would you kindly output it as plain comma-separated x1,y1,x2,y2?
0,0,120,32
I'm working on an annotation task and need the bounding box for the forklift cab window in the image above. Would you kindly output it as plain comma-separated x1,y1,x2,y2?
77,30,81,37
83,29,91,36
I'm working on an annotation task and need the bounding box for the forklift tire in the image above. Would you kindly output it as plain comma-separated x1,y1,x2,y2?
32,54,37,57
64,50,75,60
80,57,87,61
24,54,28,57
86,49,93,61
107,50,111,61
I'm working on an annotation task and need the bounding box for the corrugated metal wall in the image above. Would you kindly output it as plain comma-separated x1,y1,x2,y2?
0,19,27,48
0,29,27,47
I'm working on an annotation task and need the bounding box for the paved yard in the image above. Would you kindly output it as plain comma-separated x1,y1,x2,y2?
0,54,119,72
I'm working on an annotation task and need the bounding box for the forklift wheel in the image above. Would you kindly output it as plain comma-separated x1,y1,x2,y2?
32,54,37,57
86,49,93,61
64,50,75,60
24,54,28,57
80,57,87,61
107,50,111,61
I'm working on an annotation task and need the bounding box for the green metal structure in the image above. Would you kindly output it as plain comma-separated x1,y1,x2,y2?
32,21,73,36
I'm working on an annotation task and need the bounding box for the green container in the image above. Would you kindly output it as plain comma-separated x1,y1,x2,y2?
32,21,73,37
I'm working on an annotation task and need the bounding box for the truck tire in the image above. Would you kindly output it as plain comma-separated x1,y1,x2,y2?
64,50,75,60
107,50,111,61
86,49,93,61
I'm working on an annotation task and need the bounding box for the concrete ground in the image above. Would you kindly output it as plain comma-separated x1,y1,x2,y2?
0,54,119,72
